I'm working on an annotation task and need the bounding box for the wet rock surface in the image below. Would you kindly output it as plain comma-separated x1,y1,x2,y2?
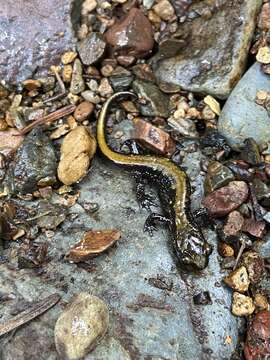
8,128,57,194
0,0,77,85
218,62,270,149
154,0,262,99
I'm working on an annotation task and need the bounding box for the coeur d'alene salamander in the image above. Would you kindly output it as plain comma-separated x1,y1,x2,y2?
97,91,212,271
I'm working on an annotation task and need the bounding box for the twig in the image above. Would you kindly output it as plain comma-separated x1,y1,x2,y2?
43,68,66,104
16,105,76,135
0,293,61,337
233,241,246,270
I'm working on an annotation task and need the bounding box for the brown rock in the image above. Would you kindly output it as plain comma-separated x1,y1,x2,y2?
202,181,249,217
258,3,270,30
105,8,154,58
244,311,270,359
218,242,234,257
241,251,264,284
22,79,42,91
223,211,244,237
66,229,121,263
57,126,96,185
133,117,175,156
0,128,24,157
74,102,94,122
242,218,266,238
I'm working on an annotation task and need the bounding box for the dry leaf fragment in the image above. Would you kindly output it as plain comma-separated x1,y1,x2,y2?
66,229,121,263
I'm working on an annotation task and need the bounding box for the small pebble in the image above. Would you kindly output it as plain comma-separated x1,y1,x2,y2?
223,266,250,293
61,51,77,65
74,101,94,122
70,59,85,95
153,0,175,21
232,292,255,317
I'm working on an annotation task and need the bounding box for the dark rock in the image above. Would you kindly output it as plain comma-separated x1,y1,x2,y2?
10,128,57,194
109,67,134,91
132,64,156,83
18,242,48,269
132,80,170,117
218,63,270,149
154,0,261,99
240,138,262,165
193,291,212,305
202,181,249,217
0,0,77,85
77,32,106,66
204,161,234,194
244,311,270,359
104,8,154,58
252,177,270,201
226,161,254,182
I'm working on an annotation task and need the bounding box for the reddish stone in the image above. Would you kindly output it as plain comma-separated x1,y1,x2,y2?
223,210,244,237
202,181,249,217
104,8,154,58
258,3,270,30
133,118,175,156
242,218,266,238
244,311,270,359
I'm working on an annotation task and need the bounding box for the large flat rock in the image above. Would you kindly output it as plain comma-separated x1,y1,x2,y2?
154,0,262,99
0,0,78,85
0,150,242,359
218,62,270,150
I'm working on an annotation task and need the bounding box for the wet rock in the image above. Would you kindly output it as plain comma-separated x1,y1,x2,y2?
218,242,235,257
241,251,264,284
0,128,24,157
222,211,244,238
240,138,261,165
132,80,169,117
77,33,106,66
74,101,94,122
232,292,255,317
244,311,270,359
193,291,212,305
0,0,77,85
226,161,254,182
133,118,175,156
36,201,67,230
252,177,270,202
109,67,133,91
66,229,121,263
168,117,198,138
242,218,266,238
224,266,250,293
58,126,96,185
204,161,234,194
154,0,261,99
70,59,85,95
218,63,270,149
105,8,154,58
202,181,249,217
18,242,48,269
55,293,109,360
10,129,57,194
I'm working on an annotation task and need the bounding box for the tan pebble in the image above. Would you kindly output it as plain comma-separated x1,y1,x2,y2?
67,116,78,129
232,292,255,317
61,51,77,65
62,65,73,83
202,105,216,120
50,124,70,140
121,101,138,113
100,65,114,77
67,93,81,105
256,46,270,64
74,101,94,122
265,154,270,163
22,79,42,91
173,108,185,119
81,0,97,16
55,293,109,360
98,78,113,97
77,24,89,40
223,265,250,293
186,107,200,119
254,293,269,310
0,119,8,131
148,10,161,23
12,228,25,240
153,0,175,21
204,95,221,115
58,126,97,185
218,242,234,257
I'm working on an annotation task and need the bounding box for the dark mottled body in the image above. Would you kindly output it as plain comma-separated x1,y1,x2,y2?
97,92,212,271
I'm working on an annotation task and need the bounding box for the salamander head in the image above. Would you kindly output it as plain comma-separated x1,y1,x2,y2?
175,227,212,271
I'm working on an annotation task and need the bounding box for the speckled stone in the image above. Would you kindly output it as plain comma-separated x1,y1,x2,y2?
218,63,270,149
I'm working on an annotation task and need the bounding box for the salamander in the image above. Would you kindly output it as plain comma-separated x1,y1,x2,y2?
97,91,212,271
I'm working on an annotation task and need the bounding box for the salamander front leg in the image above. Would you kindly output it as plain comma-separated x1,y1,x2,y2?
144,213,172,236
133,171,158,211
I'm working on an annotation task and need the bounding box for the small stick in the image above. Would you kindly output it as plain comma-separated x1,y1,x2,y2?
0,293,61,337
43,67,66,104
233,241,246,270
17,104,76,135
